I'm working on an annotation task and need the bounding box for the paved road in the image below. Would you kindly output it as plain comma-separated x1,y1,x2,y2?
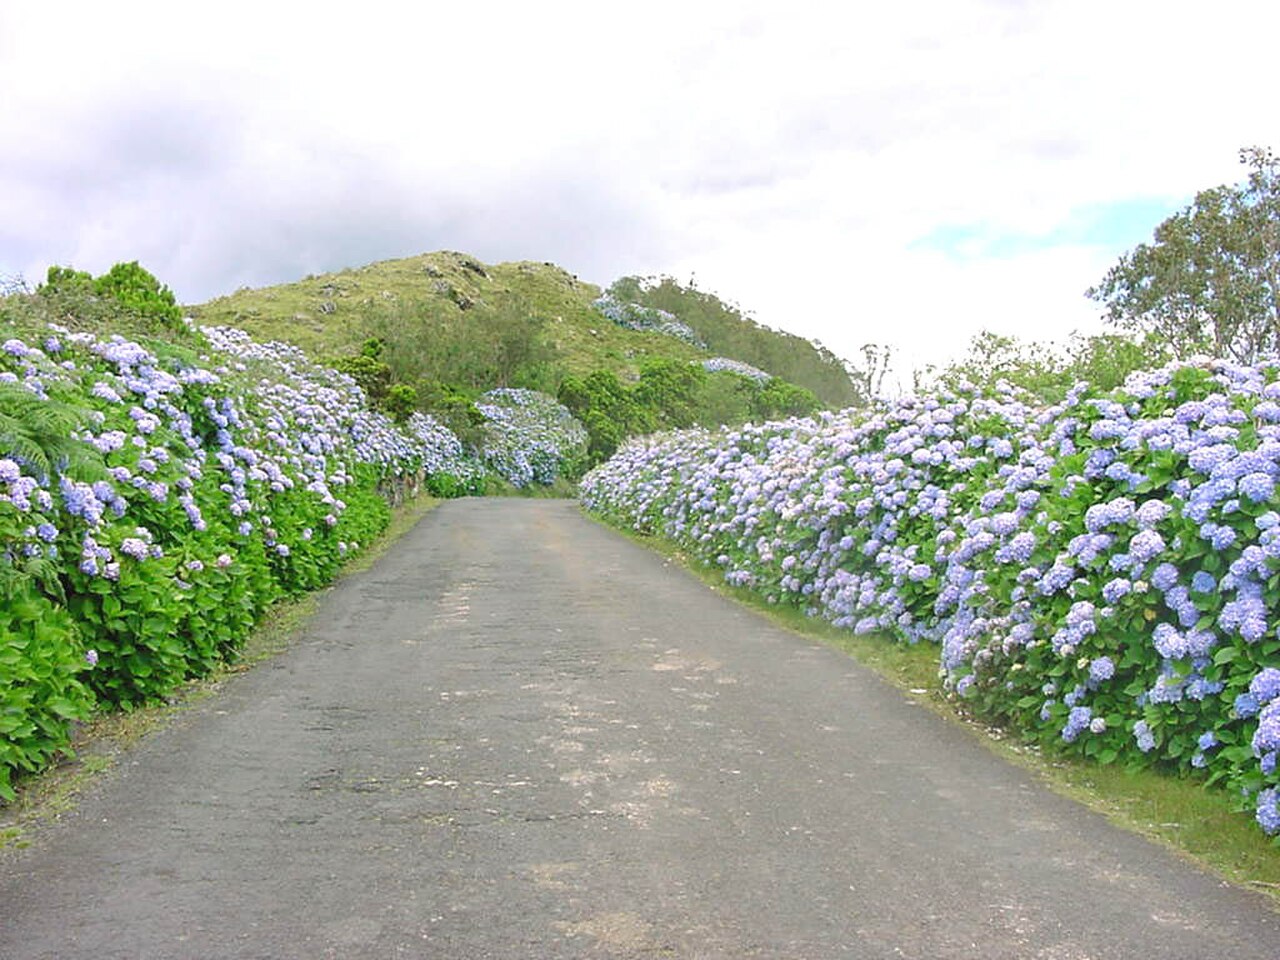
2,499,1277,959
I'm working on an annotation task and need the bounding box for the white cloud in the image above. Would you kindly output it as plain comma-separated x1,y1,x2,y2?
3,0,1279,383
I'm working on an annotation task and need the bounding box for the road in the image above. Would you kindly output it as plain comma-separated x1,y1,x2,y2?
2,498,1277,958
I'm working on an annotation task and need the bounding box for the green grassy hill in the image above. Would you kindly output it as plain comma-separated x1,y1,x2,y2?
606,275,859,408
187,251,857,406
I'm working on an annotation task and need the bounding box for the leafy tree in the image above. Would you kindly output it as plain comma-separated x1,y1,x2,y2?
367,291,559,394
93,261,182,328
696,371,756,425
917,330,1170,405
753,378,820,419
634,357,706,429
1087,147,1280,361
558,370,655,463
1066,332,1171,394
332,337,428,425
37,261,182,330
922,331,1071,400
416,378,485,442
384,383,418,424
332,352,392,405
483,292,558,390
38,266,94,297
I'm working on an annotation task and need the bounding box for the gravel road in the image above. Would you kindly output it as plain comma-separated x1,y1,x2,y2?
2,498,1277,959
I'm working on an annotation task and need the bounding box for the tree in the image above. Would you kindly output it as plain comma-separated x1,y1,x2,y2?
416,379,485,448
37,262,182,330
475,291,557,390
332,340,392,404
1087,147,1280,362
557,371,655,464
38,266,94,297
93,261,182,328
634,357,706,429
753,378,820,419
916,330,1170,405
696,371,756,425
384,384,418,424
845,343,892,405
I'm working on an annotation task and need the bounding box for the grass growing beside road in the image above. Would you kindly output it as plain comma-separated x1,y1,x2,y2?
0,493,443,852
595,515,1280,902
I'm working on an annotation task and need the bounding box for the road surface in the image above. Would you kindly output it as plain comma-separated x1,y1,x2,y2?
2,499,1277,958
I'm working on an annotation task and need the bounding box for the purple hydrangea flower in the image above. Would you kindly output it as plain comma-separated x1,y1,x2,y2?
1239,472,1276,503
119,538,149,560
1258,789,1280,835
1129,529,1166,564
1249,668,1280,705
1133,720,1156,752
1062,705,1093,742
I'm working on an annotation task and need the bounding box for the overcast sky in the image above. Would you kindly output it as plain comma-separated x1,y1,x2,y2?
3,1,1279,388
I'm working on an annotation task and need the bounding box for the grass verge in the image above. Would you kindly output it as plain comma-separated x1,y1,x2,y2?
0,493,442,852
591,513,1280,903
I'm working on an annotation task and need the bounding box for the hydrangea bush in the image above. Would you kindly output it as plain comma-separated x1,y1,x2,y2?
581,359,1280,837
592,295,704,346
0,319,482,797
700,357,772,383
475,388,589,487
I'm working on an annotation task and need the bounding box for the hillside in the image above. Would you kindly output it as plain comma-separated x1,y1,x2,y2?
606,275,860,408
187,252,857,406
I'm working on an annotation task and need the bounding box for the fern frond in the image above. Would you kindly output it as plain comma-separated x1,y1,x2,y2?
0,382,105,482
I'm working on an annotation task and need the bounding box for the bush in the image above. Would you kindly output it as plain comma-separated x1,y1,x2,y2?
0,583,93,800
39,262,182,330
0,312,485,788
475,388,588,487
581,358,1280,838
93,262,182,329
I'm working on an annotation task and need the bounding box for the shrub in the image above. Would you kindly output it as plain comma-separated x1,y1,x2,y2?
39,262,182,330
475,388,588,487
581,358,1280,837
0,312,485,787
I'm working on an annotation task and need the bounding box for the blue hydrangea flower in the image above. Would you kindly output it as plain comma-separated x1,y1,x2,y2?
1249,668,1280,705
1133,720,1156,752
1191,570,1216,593
1237,691,1262,718
1128,529,1166,564
1257,788,1280,835
1151,563,1179,592
1062,705,1093,742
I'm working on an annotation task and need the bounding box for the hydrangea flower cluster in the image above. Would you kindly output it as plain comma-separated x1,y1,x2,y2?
582,359,1280,837
198,325,484,488
0,315,482,795
475,388,588,488
700,357,772,383
592,296,705,346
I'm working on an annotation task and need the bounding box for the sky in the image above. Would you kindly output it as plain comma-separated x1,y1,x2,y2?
3,0,1279,390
